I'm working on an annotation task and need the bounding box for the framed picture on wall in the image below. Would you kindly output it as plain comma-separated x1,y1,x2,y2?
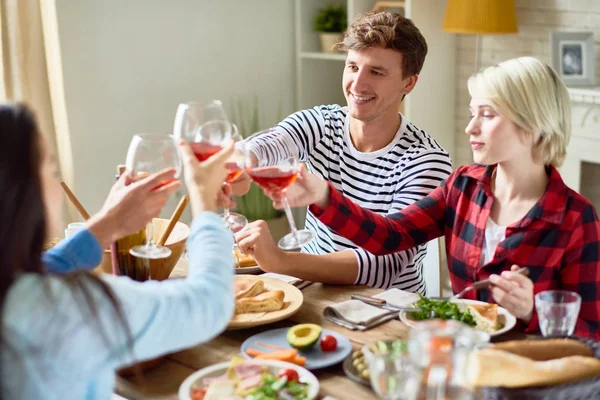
550,31,596,86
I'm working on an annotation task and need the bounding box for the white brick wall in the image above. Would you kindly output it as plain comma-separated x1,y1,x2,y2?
453,0,600,167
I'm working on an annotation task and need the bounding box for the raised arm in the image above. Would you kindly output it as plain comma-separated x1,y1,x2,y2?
5,212,235,379
309,179,449,256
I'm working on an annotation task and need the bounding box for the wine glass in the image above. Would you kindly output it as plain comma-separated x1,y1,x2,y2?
222,133,249,230
125,134,182,259
245,129,315,250
173,100,246,229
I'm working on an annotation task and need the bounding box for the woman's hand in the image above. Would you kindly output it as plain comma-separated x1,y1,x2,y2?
179,140,234,217
268,164,330,210
234,220,286,270
489,264,535,322
88,168,181,249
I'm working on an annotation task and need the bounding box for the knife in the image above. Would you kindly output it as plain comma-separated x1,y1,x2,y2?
350,294,418,312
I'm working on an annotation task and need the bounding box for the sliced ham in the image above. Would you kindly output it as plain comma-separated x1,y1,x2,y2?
239,373,264,390
233,363,265,379
201,373,229,386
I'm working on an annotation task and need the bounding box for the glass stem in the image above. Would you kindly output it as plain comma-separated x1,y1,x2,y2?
281,195,299,241
146,220,155,248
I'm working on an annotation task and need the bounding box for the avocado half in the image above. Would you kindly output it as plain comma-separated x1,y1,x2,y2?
286,323,322,350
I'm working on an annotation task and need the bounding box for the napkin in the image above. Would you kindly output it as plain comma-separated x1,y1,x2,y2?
260,272,312,290
324,288,420,330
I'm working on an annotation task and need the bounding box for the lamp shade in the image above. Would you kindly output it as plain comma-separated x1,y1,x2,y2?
443,0,518,34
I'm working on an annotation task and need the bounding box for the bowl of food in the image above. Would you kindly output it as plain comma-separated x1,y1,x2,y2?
95,218,189,281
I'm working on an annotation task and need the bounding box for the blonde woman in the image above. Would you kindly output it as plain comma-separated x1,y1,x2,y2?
238,57,600,339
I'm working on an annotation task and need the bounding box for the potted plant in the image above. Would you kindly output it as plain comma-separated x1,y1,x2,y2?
314,5,347,53
229,97,289,242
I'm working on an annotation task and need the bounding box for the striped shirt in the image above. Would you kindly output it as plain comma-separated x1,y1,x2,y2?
245,104,452,293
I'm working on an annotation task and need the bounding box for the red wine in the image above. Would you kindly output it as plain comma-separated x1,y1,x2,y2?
248,166,298,192
190,142,222,162
225,163,243,183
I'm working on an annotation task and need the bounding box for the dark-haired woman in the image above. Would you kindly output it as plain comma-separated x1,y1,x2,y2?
0,103,235,399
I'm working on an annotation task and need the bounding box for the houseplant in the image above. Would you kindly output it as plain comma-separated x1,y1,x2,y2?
314,5,347,53
229,97,289,242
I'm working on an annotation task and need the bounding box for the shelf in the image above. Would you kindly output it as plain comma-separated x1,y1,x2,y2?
300,52,347,61
568,87,600,105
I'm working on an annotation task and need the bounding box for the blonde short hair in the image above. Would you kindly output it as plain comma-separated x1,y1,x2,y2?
467,57,571,167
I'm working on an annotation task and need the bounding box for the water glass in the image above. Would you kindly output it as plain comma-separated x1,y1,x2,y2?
408,320,476,400
362,341,420,400
535,290,581,337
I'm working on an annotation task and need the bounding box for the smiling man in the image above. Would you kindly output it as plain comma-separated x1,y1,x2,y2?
233,11,452,294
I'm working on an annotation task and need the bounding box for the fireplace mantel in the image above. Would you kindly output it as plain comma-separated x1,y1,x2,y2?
568,87,600,105
561,88,600,192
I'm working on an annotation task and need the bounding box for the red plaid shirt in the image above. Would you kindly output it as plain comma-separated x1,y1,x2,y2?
311,164,600,339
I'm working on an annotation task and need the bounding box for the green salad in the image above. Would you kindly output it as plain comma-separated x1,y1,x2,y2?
246,374,309,400
409,296,476,327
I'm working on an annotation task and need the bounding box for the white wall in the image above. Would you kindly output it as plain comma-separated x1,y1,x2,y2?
55,0,295,214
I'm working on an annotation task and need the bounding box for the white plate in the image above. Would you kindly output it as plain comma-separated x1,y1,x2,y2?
399,299,516,337
184,251,262,274
178,359,320,400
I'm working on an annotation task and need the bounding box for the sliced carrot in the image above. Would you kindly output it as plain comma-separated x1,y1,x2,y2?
255,341,288,351
291,356,306,366
245,348,265,358
255,349,298,362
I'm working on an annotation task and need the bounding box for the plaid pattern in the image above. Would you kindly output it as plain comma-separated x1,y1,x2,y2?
311,164,600,339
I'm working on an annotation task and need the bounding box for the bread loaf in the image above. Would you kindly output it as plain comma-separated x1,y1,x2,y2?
235,290,285,314
465,348,600,388
491,338,593,361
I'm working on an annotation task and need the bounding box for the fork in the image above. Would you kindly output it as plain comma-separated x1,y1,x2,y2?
449,267,529,301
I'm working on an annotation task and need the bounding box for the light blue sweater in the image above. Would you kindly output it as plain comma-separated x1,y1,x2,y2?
2,212,234,399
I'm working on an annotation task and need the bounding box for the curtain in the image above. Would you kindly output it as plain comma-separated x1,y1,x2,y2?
0,0,76,224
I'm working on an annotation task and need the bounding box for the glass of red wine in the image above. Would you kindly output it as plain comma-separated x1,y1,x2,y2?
245,129,315,250
174,100,247,230
125,134,182,259
222,133,249,230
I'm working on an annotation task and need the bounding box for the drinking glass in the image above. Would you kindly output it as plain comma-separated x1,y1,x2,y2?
408,320,476,400
245,129,315,250
535,290,581,337
222,133,248,230
362,340,420,400
173,100,246,229
125,134,182,259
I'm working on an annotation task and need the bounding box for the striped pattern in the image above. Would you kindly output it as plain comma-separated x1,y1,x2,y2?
245,105,452,293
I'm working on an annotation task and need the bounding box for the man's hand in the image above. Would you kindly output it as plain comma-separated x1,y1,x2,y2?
234,220,286,271
269,164,330,210
179,140,234,217
87,168,181,249
490,264,535,322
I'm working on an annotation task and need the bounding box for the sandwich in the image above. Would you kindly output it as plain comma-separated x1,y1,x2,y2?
234,279,266,300
466,303,498,333
235,290,285,314
234,248,258,268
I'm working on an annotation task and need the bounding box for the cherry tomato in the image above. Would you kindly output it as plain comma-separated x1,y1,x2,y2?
278,368,300,382
320,334,338,352
190,387,206,400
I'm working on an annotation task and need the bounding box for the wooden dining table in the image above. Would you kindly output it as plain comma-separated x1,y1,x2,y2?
115,262,526,400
